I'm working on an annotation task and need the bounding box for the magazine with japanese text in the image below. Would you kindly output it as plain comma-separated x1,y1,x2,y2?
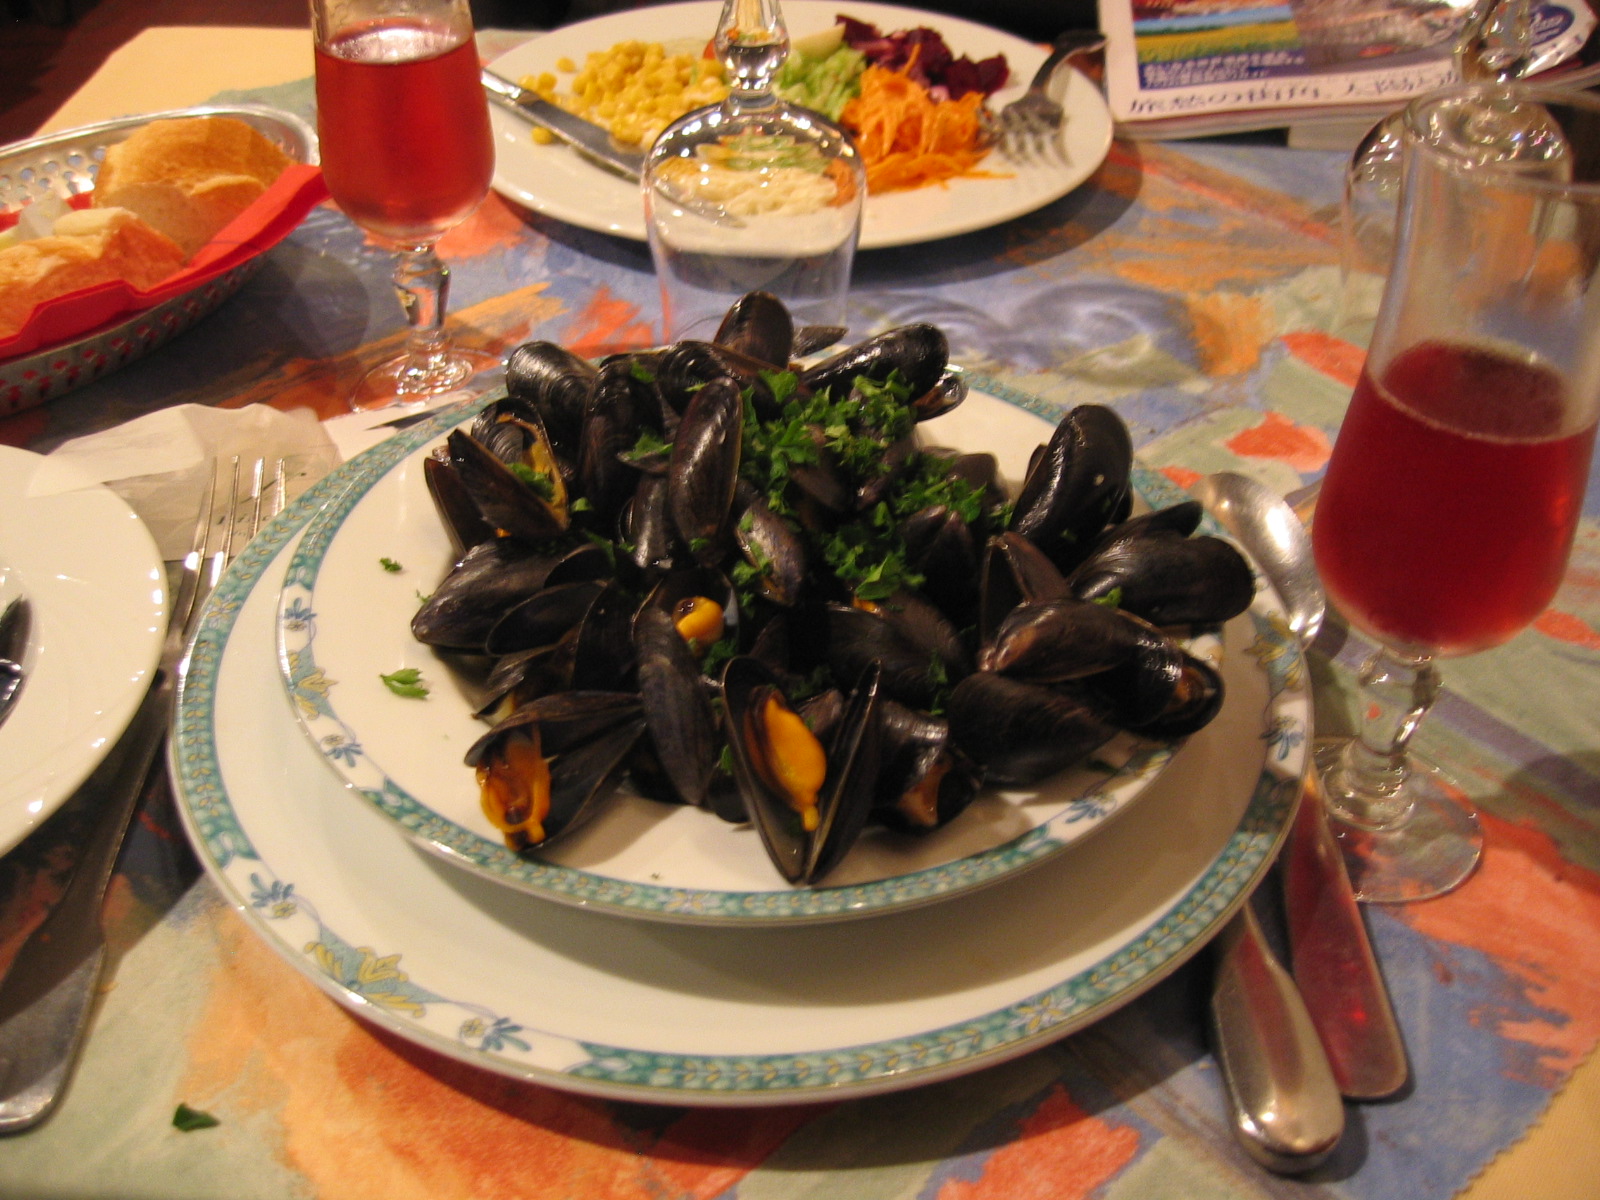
1099,0,1598,137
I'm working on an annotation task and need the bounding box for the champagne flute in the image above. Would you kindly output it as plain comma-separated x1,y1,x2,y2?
312,0,500,411
1314,82,1600,902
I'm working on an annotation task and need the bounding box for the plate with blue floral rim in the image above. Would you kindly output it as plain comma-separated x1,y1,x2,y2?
274,386,1295,925
172,411,1309,1104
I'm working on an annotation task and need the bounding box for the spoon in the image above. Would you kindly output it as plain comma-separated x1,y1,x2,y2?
1193,472,1342,1173
1194,472,1408,1102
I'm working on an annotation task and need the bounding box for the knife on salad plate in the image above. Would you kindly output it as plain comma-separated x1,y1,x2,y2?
481,69,645,181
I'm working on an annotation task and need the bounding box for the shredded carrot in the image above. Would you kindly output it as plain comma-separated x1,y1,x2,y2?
840,64,998,194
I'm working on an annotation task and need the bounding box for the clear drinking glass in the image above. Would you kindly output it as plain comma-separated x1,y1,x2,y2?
1314,83,1600,902
642,0,865,343
311,0,500,410
1341,0,1539,303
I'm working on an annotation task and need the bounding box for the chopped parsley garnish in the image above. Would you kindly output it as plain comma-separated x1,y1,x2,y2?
622,429,672,463
380,668,429,698
173,1104,220,1131
379,557,403,573
507,462,557,500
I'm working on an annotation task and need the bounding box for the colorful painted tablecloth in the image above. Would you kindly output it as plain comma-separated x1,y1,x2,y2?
0,64,1596,1200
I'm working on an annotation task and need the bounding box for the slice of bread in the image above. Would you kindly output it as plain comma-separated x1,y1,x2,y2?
0,207,187,339
93,116,293,258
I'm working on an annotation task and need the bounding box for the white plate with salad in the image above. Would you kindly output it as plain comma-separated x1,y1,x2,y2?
486,1,1114,249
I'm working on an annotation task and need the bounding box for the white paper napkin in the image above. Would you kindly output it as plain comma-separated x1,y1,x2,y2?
37,404,341,559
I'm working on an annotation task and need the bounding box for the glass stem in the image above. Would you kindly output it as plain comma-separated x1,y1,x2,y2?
393,242,452,383
1325,646,1441,831
1456,0,1533,83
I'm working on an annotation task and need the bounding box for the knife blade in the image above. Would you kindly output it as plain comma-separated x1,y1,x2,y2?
481,69,645,181
1284,770,1409,1099
0,596,29,731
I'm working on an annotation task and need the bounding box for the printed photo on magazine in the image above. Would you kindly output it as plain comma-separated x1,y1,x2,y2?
1099,0,1597,135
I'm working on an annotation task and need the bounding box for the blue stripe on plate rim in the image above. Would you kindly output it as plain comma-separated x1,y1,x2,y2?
171,380,1309,1100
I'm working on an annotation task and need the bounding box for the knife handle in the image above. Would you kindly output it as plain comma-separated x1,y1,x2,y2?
0,673,168,1134
1284,776,1409,1100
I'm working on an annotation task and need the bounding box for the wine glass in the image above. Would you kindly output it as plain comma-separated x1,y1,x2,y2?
1340,0,1539,322
642,0,865,342
312,0,500,411
1314,82,1600,902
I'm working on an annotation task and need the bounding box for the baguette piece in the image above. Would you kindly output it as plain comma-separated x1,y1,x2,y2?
0,207,187,339
93,116,293,258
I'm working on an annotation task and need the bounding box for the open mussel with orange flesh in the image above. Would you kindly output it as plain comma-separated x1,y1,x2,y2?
722,657,883,885
465,691,645,851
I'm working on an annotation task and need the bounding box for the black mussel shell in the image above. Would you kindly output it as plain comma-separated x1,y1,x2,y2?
979,531,1073,645
792,323,847,358
485,579,606,656
634,604,719,809
714,291,794,367
980,597,1155,681
625,473,681,577
411,539,564,651
799,324,948,402
667,376,743,566
734,483,808,606
423,453,495,555
911,369,968,422
568,581,638,692
579,360,654,528
873,700,981,832
946,672,1115,786
505,341,597,461
1011,405,1133,573
1069,530,1256,628
825,603,953,712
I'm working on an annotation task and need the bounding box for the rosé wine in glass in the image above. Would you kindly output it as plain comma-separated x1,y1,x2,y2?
1315,340,1596,658
311,0,499,410
316,22,493,244
1311,83,1600,903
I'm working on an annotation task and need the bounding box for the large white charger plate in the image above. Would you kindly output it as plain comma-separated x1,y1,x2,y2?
0,446,166,854
175,443,1308,1104
276,387,1260,924
485,1,1114,248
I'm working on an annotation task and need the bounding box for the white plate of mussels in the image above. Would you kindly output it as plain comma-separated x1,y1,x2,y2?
273,325,1299,928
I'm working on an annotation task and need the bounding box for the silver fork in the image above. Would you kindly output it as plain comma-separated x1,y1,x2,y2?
0,456,287,1135
997,32,1107,164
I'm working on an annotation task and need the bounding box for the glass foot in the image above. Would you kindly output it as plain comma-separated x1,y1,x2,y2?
1313,739,1484,903
349,347,503,412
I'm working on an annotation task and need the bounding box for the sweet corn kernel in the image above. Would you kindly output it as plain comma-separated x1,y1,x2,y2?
525,38,729,149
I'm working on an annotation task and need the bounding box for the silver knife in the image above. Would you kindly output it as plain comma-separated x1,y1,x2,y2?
481,68,645,181
1283,771,1409,1099
0,597,29,731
